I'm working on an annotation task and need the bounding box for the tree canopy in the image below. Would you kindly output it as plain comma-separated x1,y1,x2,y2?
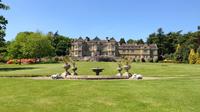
47,31,71,56
8,32,55,60
146,27,200,63
0,0,9,47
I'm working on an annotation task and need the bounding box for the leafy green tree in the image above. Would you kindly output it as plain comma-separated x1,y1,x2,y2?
127,39,144,44
147,29,182,61
147,28,166,60
7,40,23,64
27,33,55,59
47,31,71,56
127,39,136,44
136,39,144,44
8,32,55,62
0,0,9,59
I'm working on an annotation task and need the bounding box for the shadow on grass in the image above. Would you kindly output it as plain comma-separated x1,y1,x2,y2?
0,67,38,71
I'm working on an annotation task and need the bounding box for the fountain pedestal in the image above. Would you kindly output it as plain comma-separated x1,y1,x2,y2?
91,68,104,76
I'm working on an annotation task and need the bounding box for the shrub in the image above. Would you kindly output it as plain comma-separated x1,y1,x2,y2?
6,60,14,64
0,56,9,63
40,57,59,64
196,58,200,64
96,56,116,62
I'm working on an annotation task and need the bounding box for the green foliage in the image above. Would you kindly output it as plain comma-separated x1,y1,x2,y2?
127,38,144,44
127,39,136,44
188,49,197,64
196,58,200,64
47,31,71,56
0,0,9,59
147,28,181,60
146,28,200,63
7,32,55,60
195,49,200,64
7,40,23,59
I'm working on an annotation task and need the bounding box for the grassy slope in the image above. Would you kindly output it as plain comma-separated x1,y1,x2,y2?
0,78,199,112
0,62,200,77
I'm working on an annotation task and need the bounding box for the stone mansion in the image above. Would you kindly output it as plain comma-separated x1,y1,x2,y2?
70,37,158,60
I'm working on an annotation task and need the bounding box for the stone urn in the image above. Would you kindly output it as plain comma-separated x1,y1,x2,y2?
71,66,78,76
116,65,123,77
61,63,71,78
123,64,132,77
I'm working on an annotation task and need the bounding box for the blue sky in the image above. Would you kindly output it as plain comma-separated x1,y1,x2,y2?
1,0,200,41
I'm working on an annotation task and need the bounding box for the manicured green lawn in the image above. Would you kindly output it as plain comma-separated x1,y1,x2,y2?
0,62,200,77
0,78,200,112
0,62,200,112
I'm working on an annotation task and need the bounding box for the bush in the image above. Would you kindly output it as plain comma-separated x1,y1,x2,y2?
96,56,116,62
6,60,14,64
196,58,200,64
40,57,59,64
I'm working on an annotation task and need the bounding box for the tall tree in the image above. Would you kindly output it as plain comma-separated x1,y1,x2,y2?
0,0,9,54
47,31,71,56
136,39,144,44
8,32,55,61
127,39,136,44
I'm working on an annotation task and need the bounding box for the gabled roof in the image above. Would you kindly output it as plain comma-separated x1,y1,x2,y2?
110,37,116,41
93,37,101,41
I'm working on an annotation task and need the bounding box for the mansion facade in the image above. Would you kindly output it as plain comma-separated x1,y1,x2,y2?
70,37,158,60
